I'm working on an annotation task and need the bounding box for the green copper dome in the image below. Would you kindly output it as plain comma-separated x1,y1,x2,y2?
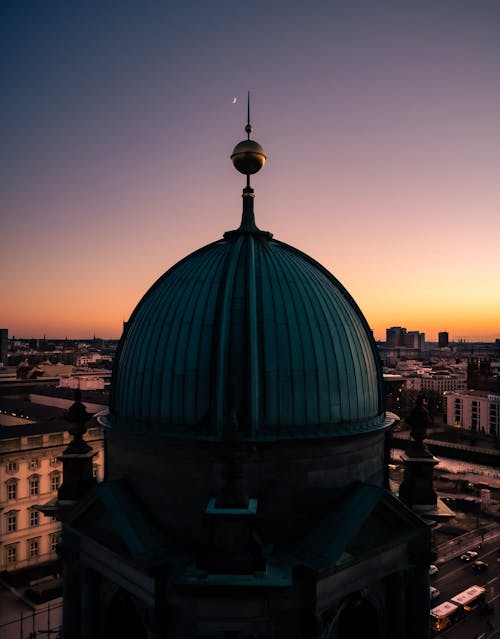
109,192,386,440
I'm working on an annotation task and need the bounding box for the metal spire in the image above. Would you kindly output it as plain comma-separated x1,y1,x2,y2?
245,91,252,140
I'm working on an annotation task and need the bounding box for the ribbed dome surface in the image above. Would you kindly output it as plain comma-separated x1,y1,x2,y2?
110,213,385,440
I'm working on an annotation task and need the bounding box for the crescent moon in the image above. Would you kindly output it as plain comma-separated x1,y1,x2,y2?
232,97,237,104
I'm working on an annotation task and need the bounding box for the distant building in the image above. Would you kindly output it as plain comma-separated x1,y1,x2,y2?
76,352,112,367
59,376,106,391
467,357,500,393
409,374,467,395
386,326,406,347
386,326,424,350
438,331,449,348
445,390,500,437
383,373,405,411
406,330,425,350
0,328,8,366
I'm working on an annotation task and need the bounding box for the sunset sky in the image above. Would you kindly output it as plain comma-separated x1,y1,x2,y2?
2,1,499,342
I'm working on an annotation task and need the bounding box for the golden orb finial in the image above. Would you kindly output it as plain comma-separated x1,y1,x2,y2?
231,92,266,178
231,139,266,175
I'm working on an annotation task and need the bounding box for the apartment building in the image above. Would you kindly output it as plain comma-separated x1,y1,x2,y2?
0,418,103,572
445,390,500,437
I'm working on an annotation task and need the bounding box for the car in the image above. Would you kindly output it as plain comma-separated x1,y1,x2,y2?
430,586,440,600
460,550,479,562
429,564,439,576
472,560,488,573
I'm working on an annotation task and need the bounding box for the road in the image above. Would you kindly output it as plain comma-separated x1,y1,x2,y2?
432,530,500,638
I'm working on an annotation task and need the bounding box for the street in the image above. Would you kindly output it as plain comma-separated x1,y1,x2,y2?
432,530,500,638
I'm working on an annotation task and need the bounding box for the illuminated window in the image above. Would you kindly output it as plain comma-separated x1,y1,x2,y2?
30,510,39,527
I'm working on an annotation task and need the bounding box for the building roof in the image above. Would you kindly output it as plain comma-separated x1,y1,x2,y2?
109,196,385,441
290,482,427,574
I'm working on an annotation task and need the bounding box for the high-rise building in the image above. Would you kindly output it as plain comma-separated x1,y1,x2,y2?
386,327,424,351
438,331,449,348
406,330,425,350
386,326,406,347
0,328,8,366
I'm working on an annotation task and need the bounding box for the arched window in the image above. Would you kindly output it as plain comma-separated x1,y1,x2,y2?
49,532,60,554
29,509,40,527
6,478,18,501
5,543,18,566
5,510,19,533
50,471,61,492
27,537,41,558
28,474,40,496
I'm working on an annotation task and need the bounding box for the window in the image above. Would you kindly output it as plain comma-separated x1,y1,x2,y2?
28,538,40,558
6,460,18,473
490,404,499,436
50,456,61,467
29,458,41,470
93,464,99,479
29,475,40,496
50,472,60,492
471,401,479,430
454,397,462,426
6,480,17,501
50,533,60,553
30,510,39,527
6,512,17,533
6,545,17,565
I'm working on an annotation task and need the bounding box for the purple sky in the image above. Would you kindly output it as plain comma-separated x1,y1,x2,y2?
2,1,500,341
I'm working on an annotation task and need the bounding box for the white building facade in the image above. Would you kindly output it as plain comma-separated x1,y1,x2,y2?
408,374,467,395
1,424,104,572
445,390,500,437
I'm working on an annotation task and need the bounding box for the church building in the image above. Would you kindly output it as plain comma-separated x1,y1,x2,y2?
56,107,432,639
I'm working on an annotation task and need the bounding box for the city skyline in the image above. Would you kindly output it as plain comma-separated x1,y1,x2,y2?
2,1,500,342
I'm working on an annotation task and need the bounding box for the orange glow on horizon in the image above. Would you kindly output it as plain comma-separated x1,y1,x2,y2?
3,3,499,344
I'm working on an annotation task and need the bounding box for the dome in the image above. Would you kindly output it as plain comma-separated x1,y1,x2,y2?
109,197,386,440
